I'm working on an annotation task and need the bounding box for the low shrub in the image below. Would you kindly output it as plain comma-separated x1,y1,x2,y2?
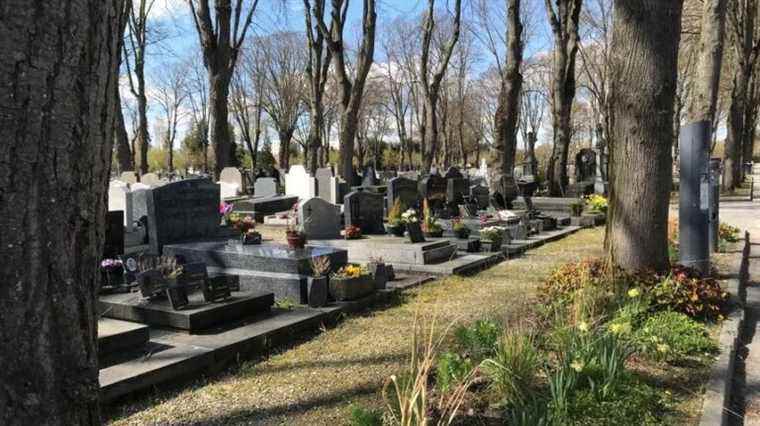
435,352,474,393
647,265,728,320
480,331,540,407
633,311,717,363
453,319,501,361
585,194,609,214
540,259,612,303
348,405,383,426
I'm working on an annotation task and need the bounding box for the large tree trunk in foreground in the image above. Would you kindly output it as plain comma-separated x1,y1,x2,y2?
0,0,122,422
607,0,683,272
209,72,233,178
493,0,523,179
686,0,727,125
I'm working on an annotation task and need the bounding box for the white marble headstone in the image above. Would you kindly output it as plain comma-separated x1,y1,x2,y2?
108,181,134,232
285,165,316,201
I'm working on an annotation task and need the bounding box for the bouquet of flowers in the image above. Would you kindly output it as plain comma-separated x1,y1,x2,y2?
100,258,124,273
401,209,419,224
344,225,362,240
480,226,506,242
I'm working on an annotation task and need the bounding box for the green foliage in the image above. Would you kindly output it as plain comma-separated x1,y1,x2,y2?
555,378,667,425
435,352,473,393
480,332,539,407
648,265,728,320
585,194,609,214
387,199,406,227
633,311,717,363
453,319,501,361
348,405,383,426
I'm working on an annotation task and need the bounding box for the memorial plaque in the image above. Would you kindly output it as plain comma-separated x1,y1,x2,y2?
406,221,426,243
166,283,190,310
177,262,208,289
387,176,419,213
138,269,166,299
344,191,385,234
146,178,221,254
203,276,232,302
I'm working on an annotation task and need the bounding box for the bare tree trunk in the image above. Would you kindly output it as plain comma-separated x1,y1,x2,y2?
114,89,134,173
278,129,295,170
0,0,122,422
135,88,150,175
493,0,523,182
209,72,232,176
608,0,683,272
544,0,582,196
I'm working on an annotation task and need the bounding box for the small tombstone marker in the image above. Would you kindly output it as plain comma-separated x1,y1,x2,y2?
299,197,341,239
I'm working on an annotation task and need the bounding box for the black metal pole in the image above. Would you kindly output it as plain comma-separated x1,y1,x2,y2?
679,121,710,274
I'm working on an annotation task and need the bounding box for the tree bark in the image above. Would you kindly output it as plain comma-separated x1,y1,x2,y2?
114,89,134,173
0,0,122,422
209,71,233,176
686,0,727,125
544,0,582,196
493,0,523,180
608,0,683,272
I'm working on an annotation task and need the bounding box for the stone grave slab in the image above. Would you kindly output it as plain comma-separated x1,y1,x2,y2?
163,242,348,303
344,191,385,234
99,289,274,331
98,318,150,357
231,194,298,221
309,236,457,266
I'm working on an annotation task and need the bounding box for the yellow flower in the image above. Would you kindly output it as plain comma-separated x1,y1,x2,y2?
627,288,641,298
657,343,670,353
578,321,590,332
570,359,584,372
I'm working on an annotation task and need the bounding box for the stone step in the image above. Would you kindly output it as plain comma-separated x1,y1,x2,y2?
98,318,149,356
164,241,348,275
99,289,274,331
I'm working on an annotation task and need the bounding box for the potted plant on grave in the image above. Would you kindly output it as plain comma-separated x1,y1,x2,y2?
401,208,425,243
308,256,331,308
368,256,389,290
570,199,584,217
421,198,443,238
480,225,507,252
285,204,307,249
234,215,262,245
385,199,407,236
343,224,363,240
451,216,471,239
329,263,375,301
100,258,125,291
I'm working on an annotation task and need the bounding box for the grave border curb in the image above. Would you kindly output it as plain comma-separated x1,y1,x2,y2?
699,233,750,426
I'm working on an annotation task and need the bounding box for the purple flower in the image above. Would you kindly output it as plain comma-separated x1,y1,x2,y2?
100,258,123,271
219,202,233,216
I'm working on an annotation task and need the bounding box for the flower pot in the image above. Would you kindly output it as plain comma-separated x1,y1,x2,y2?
286,232,306,249
570,204,584,217
385,223,406,237
307,276,329,307
368,263,388,290
329,275,375,301
424,229,444,238
481,237,503,253
454,228,471,239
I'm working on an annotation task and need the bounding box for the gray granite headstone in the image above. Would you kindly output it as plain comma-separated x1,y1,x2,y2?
387,176,419,213
470,185,490,210
299,197,341,239
315,168,337,203
146,179,221,254
447,177,468,205
344,191,385,234
254,177,278,198
361,165,377,187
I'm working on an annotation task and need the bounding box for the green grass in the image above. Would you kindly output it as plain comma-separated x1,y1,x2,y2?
103,228,718,425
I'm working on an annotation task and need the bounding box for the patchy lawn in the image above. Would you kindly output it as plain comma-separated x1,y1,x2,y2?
104,228,722,425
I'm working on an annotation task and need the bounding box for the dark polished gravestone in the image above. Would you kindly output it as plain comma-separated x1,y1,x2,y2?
344,190,385,234
146,179,227,254
387,176,419,213
163,242,348,303
105,211,125,258
470,185,490,211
